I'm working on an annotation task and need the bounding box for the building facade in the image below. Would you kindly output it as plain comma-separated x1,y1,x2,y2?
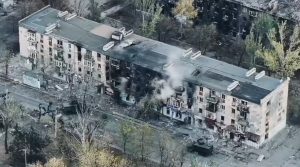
161,0,299,38
19,6,289,148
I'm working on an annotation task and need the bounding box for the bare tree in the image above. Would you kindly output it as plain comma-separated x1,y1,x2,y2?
88,0,105,22
46,0,69,11
71,0,90,16
0,99,22,153
158,131,172,167
67,82,107,150
0,45,13,77
134,123,154,161
19,0,45,18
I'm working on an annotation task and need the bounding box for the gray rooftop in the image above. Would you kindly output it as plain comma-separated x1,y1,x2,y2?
227,0,300,23
19,6,284,104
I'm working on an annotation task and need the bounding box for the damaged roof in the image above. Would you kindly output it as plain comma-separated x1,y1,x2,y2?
19,6,284,104
227,0,300,23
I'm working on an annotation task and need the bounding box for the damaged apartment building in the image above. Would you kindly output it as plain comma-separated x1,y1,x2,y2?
19,6,289,148
162,0,300,37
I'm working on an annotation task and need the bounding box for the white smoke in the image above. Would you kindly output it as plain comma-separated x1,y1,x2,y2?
118,77,128,94
152,79,175,100
152,59,191,100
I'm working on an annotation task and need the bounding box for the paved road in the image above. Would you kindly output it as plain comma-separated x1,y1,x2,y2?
1,76,300,167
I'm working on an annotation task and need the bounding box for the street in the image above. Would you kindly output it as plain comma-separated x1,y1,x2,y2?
1,75,300,167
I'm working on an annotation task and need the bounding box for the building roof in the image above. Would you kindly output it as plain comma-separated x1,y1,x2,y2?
225,0,300,23
19,6,284,104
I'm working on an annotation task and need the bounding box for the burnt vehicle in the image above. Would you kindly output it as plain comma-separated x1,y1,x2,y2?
187,138,213,156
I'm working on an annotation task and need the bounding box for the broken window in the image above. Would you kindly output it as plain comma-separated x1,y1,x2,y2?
199,108,202,113
233,98,236,102
232,108,235,114
97,53,101,61
41,55,44,64
221,105,225,110
231,119,235,124
78,67,81,72
267,100,271,106
265,111,270,118
246,132,260,143
57,40,63,45
78,54,82,61
98,74,101,78
221,116,224,121
49,48,52,55
68,54,71,59
166,108,170,115
49,37,52,46
40,34,43,43
265,134,269,139
222,94,226,99
98,64,101,69
191,69,201,77
241,100,247,105
199,97,203,102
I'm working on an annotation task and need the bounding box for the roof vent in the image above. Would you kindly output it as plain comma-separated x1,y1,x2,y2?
124,29,134,37
163,63,174,70
191,51,202,60
57,11,69,18
45,23,57,33
227,81,239,91
112,31,124,41
255,71,265,80
191,69,201,77
119,27,126,33
103,41,115,51
246,68,256,77
183,48,193,57
65,13,77,21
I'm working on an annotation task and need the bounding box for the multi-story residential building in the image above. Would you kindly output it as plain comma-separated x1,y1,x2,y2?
19,6,289,148
161,0,300,38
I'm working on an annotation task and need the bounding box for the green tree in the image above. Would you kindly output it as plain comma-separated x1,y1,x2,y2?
141,97,161,120
0,100,22,154
119,121,135,153
87,0,104,22
142,4,162,38
9,126,51,166
31,157,66,167
187,24,218,54
157,16,176,42
252,14,276,42
245,31,263,67
173,0,198,38
132,0,156,26
256,23,300,77
79,147,131,167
